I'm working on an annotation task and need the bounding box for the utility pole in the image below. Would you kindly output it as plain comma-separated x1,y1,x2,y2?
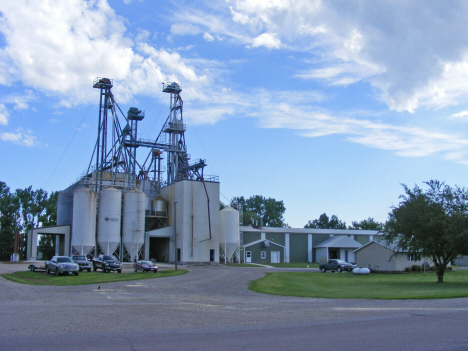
174,198,178,271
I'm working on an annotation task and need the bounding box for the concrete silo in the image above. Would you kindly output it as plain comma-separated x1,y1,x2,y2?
122,188,147,261
71,187,97,255
219,207,240,263
97,187,122,255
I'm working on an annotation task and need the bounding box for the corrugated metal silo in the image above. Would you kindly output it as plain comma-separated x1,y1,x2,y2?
71,187,97,255
97,187,122,255
122,188,147,261
57,191,74,225
219,207,240,262
152,195,167,216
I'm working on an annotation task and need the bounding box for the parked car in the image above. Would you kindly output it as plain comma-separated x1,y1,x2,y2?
45,256,80,276
319,259,355,273
92,254,122,273
134,260,158,273
72,255,92,272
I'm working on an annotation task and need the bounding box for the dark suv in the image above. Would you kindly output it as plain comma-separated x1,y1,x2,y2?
92,254,122,273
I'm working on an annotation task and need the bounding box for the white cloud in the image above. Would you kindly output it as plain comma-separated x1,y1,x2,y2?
203,32,215,42
0,104,8,125
170,23,201,36
451,110,468,120
233,90,468,161
251,33,281,49
218,1,468,112
0,0,213,108
0,128,38,147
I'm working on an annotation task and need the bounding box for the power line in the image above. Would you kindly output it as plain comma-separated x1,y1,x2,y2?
43,98,97,189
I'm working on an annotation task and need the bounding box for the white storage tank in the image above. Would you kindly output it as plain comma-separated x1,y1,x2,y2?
353,267,371,275
153,195,167,216
57,190,74,226
97,187,122,255
122,188,147,261
219,207,240,262
71,188,97,255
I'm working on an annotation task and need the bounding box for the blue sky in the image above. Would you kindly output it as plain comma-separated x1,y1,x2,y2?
2,0,468,228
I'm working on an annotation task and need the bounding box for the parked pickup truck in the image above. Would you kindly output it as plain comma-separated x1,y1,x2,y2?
45,256,80,276
319,259,355,273
92,254,122,273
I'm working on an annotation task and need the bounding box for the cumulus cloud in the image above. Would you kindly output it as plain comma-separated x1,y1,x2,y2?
251,33,281,49
217,0,468,112
0,0,212,108
0,128,38,147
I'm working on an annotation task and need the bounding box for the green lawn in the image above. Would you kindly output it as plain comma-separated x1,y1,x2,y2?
249,270,468,299
221,263,319,268
268,263,320,268
222,263,266,267
1,269,187,286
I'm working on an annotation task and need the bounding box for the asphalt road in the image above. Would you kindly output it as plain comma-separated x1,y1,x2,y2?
1,263,467,351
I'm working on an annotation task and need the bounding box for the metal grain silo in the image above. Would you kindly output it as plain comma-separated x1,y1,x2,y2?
71,187,97,255
122,188,147,261
57,190,74,226
97,187,122,255
219,207,240,263
152,195,167,216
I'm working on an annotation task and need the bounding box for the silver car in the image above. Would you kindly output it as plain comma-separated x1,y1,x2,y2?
72,255,92,272
46,256,80,276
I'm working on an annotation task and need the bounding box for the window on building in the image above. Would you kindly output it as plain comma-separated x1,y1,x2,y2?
407,254,421,262
261,251,266,259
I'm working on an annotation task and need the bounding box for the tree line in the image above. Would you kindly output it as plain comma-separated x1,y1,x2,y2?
0,181,57,261
227,195,384,230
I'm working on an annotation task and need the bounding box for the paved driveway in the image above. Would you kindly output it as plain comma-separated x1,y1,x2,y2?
1,263,467,350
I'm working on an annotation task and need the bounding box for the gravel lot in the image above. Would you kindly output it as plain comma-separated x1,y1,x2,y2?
1,262,468,350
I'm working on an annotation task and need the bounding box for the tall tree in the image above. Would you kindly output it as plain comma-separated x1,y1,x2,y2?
349,217,383,230
304,213,347,229
16,187,57,231
0,182,21,261
38,191,58,227
37,234,55,260
230,195,286,227
384,180,468,283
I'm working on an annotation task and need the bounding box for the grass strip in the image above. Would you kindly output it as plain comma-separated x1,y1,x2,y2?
222,263,266,267
268,263,320,268
249,270,468,299
1,269,187,286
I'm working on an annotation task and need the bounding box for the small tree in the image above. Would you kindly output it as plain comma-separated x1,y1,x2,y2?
305,213,346,229
384,180,468,283
349,217,383,230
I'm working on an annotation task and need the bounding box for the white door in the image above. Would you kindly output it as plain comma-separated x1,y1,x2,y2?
271,251,280,263
246,251,252,263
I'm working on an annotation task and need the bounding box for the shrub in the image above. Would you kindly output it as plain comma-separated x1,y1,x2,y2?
411,265,421,271
404,267,411,272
